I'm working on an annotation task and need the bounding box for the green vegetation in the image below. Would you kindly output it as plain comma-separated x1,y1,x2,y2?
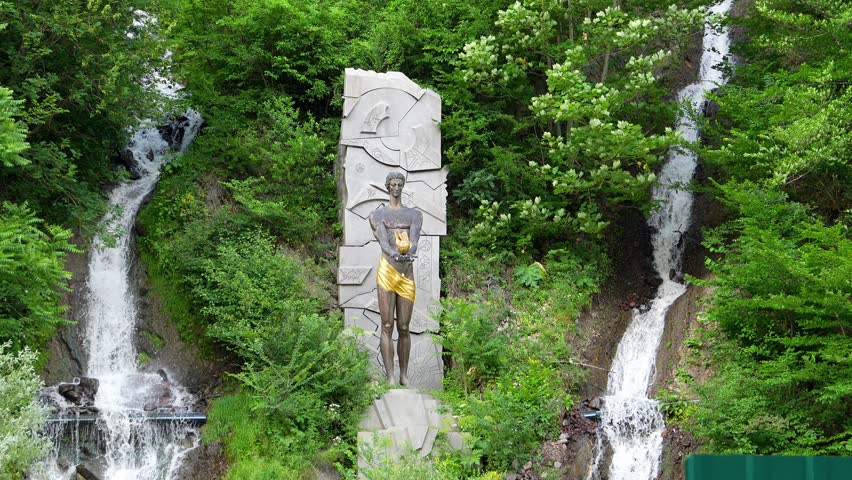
0,0,848,476
437,246,607,471
138,196,375,473
352,439,502,480
677,0,852,457
0,86,78,353
0,344,48,478
0,0,161,227
460,1,704,248
0,193,77,353
687,187,851,454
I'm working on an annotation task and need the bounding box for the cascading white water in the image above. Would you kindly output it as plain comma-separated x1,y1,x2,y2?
39,110,203,480
84,110,202,480
34,11,206,479
590,2,734,479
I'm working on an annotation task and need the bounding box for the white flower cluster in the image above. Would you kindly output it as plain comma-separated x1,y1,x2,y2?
470,200,513,246
460,35,499,82
517,196,566,222
496,1,557,51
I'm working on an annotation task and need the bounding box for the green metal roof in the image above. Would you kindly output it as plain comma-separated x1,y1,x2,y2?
686,454,852,480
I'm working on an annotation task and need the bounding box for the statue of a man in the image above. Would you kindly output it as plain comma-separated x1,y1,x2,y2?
369,172,423,386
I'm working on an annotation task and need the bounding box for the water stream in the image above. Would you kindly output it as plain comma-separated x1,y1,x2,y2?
84,110,202,480
589,1,733,478
40,91,203,479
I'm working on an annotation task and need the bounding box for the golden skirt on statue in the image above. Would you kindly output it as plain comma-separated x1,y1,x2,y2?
376,256,416,302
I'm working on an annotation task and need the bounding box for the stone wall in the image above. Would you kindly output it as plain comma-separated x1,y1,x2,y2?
337,69,447,390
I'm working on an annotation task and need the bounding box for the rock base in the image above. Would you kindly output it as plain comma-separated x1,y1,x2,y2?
357,388,463,473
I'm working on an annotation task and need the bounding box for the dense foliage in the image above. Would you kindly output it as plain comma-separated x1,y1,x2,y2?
0,202,76,350
437,246,607,470
137,189,375,474
0,0,847,476
0,85,77,352
682,0,851,457
151,0,712,471
0,0,160,227
460,1,704,248
690,185,851,454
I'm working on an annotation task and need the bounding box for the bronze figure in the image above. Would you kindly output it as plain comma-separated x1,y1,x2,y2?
369,172,423,386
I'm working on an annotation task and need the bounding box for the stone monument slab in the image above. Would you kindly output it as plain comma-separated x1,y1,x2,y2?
337,69,446,391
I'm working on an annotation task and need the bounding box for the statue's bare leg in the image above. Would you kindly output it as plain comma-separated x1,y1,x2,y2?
378,287,397,384
396,295,413,387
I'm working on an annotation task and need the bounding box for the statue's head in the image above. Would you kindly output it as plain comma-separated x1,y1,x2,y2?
385,171,406,190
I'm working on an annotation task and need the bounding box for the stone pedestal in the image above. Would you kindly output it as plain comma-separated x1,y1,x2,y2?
337,69,447,391
357,388,465,469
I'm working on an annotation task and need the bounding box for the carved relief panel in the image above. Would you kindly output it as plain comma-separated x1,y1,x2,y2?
337,69,446,390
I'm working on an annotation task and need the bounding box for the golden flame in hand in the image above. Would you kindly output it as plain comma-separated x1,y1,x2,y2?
394,231,411,254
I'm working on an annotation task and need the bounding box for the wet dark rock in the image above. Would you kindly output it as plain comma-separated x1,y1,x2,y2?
702,97,720,118
657,425,698,480
58,377,99,407
76,464,101,480
143,385,176,412
668,269,685,283
116,148,143,180
39,388,64,413
41,230,88,386
158,115,193,151
174,442,228,480
64,405,99,415
644,273,663,290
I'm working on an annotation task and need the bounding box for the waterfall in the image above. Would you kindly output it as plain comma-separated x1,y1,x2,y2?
589,1,734,479
37,62,204,478
29,10,207,480
84,110,203,480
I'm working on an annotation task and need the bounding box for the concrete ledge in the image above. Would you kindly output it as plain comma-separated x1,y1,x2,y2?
46,412,207,425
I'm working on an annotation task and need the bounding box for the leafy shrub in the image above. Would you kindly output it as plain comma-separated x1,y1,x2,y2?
455,361,565,470
205,314,373,472
438,245,600,471
191,233,372,471
0,202,77,350
440,237,513,297
508,247,604,377
689,183,852,455
221,98,337,245
350,437,501,480
0,344,48,478
191,232,323,357
204,392,297,479
0,3,159,227
234,314,373,459
439,297,509,393
513,261,546,288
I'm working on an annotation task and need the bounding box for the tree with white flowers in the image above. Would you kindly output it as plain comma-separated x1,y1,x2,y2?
460,0,704,249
